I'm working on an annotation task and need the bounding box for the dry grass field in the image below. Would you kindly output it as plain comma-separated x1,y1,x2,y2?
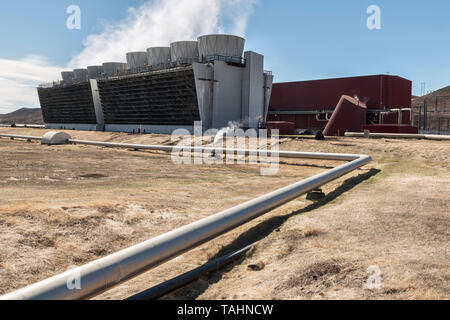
0,127,448,300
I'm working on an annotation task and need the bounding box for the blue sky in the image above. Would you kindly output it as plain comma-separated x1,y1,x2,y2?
0,0,449,112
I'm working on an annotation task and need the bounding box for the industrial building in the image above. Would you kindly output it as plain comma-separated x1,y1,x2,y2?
38,34,274,134
267,75,416,135
38,37,416,136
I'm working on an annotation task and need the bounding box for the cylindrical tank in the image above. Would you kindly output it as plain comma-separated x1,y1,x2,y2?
197,34,245,60
126,52,148,71
102,62,127,77
170,41,199,64
73,68,88,82
61,71,74,83
146,47,171,67
87,66,103,79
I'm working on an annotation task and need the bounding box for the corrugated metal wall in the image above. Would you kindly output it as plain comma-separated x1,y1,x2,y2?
98,67,200,126
267,74,412,131
269,75,411,112
38,83,97,124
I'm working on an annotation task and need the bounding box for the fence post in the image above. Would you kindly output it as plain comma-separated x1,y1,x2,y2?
418,106,422,129
423,100,428,131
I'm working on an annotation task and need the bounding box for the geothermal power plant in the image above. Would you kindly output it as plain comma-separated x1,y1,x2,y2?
37,34,416,135
38,34,274,134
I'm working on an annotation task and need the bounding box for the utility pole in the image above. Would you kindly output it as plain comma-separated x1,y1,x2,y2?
420,82,426,96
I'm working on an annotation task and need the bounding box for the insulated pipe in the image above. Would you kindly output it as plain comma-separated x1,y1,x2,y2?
345,132,450,141
68,139,363,161
315,112,332,122
379,108,413,125
0,138,371,300
126,244,254,300
0,134,42,141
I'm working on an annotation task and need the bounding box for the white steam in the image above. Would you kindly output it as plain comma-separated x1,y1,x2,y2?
68,0,258,68
214,121,243,145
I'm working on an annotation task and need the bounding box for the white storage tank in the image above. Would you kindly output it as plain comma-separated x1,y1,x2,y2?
73,68,88,82
197,34,245,61
170,41,199,64
126,52,148,71
102,62,127,77
147,47,171,67
87,66,103,79
61,71,75,83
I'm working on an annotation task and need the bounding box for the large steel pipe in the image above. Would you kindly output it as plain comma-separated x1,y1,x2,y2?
0,139,371,300
127,244,254,300
345,132,450,141
0,134,42,141
69,139,362,161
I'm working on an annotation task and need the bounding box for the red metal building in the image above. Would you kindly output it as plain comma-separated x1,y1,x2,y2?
267,75,412,132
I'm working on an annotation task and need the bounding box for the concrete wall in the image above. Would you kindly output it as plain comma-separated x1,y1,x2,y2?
263,73,274,121
105,124,194,134
212,61,244,128
193,51,272,130
90,79,104,129
192,62,211,126
242,51,264,128
45,123,100,131
194,61,243,129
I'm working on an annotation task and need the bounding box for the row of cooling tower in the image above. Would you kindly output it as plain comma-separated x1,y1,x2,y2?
61,34,246,83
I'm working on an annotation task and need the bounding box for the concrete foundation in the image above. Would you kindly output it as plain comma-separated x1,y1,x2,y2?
45,123,102,131
105,124,194,134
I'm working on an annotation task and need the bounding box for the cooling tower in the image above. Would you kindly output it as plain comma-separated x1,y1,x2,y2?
102,62,127,77
170,41,199,64
197,34,245,60
73,69,88,82
87,66,103,79
147,47,171,67
61,71,75,83
126,52,148,71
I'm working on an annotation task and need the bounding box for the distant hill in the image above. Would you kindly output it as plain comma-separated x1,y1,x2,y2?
0,108,44,124
411,86,450,132
412,86,450,108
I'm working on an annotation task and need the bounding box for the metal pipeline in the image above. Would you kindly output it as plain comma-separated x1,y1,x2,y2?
345,132,450,141
126,244,254,300
0,136,371,300
379,108,413,125
69,139,363,161
0,134,42,141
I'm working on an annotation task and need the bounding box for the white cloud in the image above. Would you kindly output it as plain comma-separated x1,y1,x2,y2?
0,0,257,114
0,56,62,113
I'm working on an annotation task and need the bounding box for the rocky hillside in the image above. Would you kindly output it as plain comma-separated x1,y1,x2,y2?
0,108,43,124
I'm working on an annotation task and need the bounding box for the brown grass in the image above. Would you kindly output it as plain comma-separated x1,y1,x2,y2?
0,128,448,300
